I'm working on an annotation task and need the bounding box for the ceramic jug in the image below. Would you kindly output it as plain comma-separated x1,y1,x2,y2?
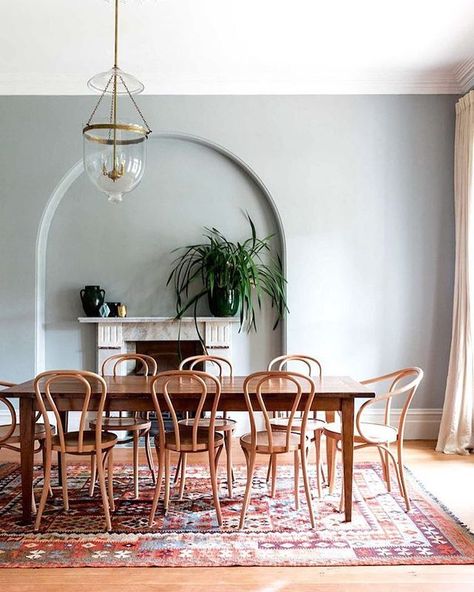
80,285,106,317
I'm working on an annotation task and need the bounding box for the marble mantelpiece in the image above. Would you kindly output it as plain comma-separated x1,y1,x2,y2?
78,317,239,374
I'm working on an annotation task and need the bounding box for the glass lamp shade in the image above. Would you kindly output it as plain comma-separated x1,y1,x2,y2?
83,123,147,203
87,67,144,95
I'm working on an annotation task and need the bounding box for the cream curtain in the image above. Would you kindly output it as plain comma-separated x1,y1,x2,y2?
437,91,474,455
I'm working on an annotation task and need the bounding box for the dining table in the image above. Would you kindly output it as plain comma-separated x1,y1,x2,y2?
4,374,375,525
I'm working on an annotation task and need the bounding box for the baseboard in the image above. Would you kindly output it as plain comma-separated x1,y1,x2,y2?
0,408,442,441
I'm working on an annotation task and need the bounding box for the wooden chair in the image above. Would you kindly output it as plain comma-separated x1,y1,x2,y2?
148,370,223,527
0,381,55,512
89,353,157,499
34,370,117,532
239,371,317,529
267,355,325,497
175,355,236,497
324,367,423,512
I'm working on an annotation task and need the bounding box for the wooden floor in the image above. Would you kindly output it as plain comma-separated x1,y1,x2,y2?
1,441,473,591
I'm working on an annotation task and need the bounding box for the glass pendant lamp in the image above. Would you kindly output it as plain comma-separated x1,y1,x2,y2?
83,0,151,203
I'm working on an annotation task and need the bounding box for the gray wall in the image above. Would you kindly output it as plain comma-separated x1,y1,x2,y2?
0,95,456,410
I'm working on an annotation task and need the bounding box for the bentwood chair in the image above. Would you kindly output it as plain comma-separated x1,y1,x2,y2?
324,367,423,512
176,355,236,497
240,371,316,529
34,370,117,532
89,353,157,498
0,381,54,512
148,371,223,527
267,355,326,497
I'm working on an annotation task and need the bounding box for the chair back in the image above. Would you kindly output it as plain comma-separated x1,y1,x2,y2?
101,353,158,377
150,370,221,453
268,354,322,377
243,371,316,453
268,355,321,419
179,355,233,378
34,370,108,454
357,367,424,443
0,381,16,444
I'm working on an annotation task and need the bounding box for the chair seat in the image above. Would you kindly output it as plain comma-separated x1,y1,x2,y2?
178,417,236,431
270,417,325,433
158,427,224,452
52,430,117,453
0,423,54,445
324,421,398,444
240,430,304,454
89,417,151,431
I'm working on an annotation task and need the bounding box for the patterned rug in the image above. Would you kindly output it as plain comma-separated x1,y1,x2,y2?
0,461,473,567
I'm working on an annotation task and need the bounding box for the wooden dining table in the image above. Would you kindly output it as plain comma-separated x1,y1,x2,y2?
4,374,374,525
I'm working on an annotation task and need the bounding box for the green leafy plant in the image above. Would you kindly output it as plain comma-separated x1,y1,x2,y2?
167,215,288,333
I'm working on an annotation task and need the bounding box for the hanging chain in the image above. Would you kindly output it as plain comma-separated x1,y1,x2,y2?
86,74,114,126
120,75,152,134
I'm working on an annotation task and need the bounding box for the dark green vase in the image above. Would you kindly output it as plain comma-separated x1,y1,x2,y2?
80,285,106,317
208,287,240,317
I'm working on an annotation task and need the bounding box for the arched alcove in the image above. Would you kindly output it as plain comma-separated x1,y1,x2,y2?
35,132,286,373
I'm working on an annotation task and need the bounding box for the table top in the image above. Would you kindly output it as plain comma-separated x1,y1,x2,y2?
3,375,374,399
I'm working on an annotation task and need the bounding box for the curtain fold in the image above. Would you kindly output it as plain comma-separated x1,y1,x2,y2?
436,91,474,455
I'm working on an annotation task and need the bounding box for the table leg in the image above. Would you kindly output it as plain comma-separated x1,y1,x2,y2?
20,397,35,525
341,399,355,522
325,411,336,487
57,411,68,486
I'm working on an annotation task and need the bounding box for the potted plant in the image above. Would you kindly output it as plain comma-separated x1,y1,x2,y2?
167,215,288,334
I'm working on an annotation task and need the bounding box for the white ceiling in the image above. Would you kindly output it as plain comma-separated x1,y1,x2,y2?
0,0,473,95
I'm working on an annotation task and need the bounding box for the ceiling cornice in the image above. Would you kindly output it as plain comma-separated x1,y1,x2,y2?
0,68,467,96
454,59,474,93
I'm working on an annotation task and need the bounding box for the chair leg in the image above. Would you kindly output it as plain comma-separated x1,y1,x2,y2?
397,441,411,512
294,449,300,510
164,449,171,514
224,430,233,498
314,430,323,498
149,448,164,527
327,436,337,494
31,490,37,514
34,445,52,532
300,446,315,528
107,448,115,512
266,456,272,483
144,430,156,484
239,448,256,529
270,453,277,497
41,443,53,498
96,451,112,532
173,454,182,485
132,431,139,499
60,451,69,512
209,446,223,526
384,445,392,492
178,452,187,500
89,454,97,497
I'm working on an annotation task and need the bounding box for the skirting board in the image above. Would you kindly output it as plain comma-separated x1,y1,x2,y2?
0,408,443,441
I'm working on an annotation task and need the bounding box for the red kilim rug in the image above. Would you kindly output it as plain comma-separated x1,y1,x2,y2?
0,461,473,567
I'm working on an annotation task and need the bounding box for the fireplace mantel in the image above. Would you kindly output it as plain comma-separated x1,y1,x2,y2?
78,316,239,374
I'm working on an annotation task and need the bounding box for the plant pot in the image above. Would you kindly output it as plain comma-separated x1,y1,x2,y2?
80,285,106,317
208,287,240,317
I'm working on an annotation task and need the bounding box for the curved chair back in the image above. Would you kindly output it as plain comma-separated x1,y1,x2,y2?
0,381,17,445
101,353,158,377
179,355,233,379
243,371,316,453
34,370,108,454
268,354,322,377
150,370,221,453
357,367,424,443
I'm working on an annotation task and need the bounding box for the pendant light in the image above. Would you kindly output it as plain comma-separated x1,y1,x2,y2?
83,0,151,203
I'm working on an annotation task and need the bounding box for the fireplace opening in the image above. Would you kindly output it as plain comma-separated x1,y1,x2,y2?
134,340,205,372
